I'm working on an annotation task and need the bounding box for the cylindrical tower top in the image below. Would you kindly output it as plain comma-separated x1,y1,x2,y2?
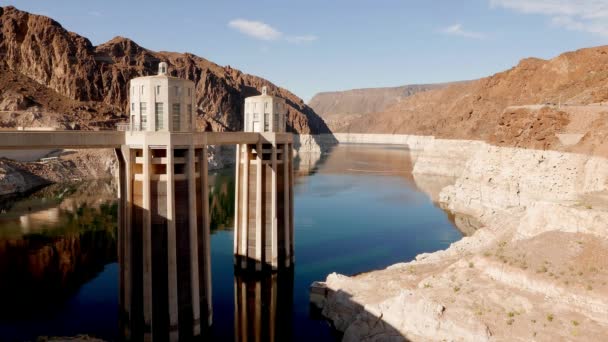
127,63,196,133
158,62,168,75
243,86,287,133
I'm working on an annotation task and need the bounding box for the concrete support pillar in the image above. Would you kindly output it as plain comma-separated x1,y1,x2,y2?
234,135,294,271
233,144,241,260
125,147,134,316
116,148,125,308
270,141,278,270
288,143,295,264
240,145,250,269
165,145,179,342
116,147,131,340
255,141,263,271
187,147,201,336
142,144,153,341
200,146,212,326
283,143,291,268
119,141,212,341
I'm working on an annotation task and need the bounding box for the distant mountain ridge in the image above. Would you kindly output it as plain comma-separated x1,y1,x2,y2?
0,6,330,134
346,46,608,156
309,83,451,132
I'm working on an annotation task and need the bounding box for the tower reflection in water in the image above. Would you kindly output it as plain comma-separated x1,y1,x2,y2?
234,269,294,342
120,261,295,341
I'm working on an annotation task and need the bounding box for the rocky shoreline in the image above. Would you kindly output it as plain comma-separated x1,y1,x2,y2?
0,145,237,197
310,134,608,341
0,149,117,196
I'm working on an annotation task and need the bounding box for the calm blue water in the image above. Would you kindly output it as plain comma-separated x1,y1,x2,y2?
0,145,462,341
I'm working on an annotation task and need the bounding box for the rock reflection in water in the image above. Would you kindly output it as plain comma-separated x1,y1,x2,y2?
316,144,415,178
411,172,483,236
209,170,235,231
0,180,117,236
294,152,325,177
0,181,118,322
234,269,294,342
411,173,457,204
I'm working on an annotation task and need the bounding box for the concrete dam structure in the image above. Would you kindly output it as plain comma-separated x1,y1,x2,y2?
0,65,295,342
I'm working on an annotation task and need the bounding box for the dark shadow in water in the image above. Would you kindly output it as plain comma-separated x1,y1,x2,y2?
233,267,294,342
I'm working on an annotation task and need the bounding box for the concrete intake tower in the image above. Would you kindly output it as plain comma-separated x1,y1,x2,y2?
116,65,294,341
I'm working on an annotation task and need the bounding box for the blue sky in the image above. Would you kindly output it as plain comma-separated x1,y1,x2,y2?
3,0,607,101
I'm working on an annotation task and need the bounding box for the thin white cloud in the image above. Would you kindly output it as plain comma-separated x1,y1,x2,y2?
441,24,486,39
87,11,102,17
228,19,282,41
228,19,317,43
490,0,608,36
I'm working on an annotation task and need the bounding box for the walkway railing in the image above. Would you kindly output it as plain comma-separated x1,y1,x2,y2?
117,122,147,132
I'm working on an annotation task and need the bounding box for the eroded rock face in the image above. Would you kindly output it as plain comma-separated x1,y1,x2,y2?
0,149,117,196
344,46,608,157
0,160,38,195
0,6,330,135
0,91,39,111
440,143,608,220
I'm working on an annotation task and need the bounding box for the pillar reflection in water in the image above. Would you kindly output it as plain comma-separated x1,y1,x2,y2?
116,146,211,342
234,269,294,342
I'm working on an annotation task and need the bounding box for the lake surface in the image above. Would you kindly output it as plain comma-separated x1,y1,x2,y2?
0,144,462,341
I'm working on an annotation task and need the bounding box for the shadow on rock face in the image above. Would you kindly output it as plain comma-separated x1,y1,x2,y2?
310,284,412,342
